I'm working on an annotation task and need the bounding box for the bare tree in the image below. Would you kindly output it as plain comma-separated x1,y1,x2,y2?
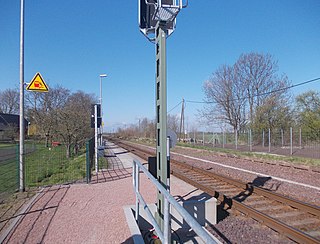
54,91,95,157
201,53,292,133
167,114,180,135
201,64,247,132
235,53,291,124
25,85,70,145
0,88,19,114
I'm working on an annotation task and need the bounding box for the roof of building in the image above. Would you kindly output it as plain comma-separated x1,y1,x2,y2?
0,113,28,130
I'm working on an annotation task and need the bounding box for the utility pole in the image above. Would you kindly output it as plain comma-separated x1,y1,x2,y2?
19,0,25,192
179,98,185,141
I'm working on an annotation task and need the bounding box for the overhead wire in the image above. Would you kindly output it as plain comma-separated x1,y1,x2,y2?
185,77,320,104
167,100,183,114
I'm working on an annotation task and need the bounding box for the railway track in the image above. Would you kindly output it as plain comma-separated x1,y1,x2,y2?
113,139,320,244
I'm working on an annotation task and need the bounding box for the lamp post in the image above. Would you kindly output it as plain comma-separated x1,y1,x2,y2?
99,74,107,145
19,0,25,192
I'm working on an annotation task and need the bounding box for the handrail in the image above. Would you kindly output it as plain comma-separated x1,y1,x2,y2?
133,159,220,244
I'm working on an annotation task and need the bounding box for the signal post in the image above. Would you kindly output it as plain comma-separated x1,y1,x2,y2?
138,0,187,235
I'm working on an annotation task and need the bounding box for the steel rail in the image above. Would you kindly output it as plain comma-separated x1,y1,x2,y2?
172,169,320,244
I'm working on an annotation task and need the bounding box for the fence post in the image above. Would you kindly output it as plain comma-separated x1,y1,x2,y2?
235,129,238,150
193,131,195,145
16,144,20,189
299,127,302,149
290,127,293,155
223,130,225,148
268,128,271,153
249,129,252,151
202,131,204,145
86,141,90,183
212,131,214,147
262,130,265,148
281,129,284,147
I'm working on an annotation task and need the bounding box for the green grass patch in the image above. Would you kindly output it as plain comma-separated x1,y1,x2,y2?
175,142,320,166
25,144,86,187
0,159,18,198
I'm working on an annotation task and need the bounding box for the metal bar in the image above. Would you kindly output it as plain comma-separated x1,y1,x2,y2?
163,197,170,243
134,159,218,243
136,161,140,223
19,0,25,192
136,190,164,241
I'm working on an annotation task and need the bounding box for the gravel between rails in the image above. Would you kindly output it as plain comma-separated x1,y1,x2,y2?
171,146,320,206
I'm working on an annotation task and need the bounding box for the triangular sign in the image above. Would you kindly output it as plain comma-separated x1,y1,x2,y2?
26,72,49,92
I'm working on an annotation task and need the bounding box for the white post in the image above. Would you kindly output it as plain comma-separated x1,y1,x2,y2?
262,130,265,147
281,129,284,147
193,130,195,145
19,0,25,192
135,162,140,222
95,105,98,174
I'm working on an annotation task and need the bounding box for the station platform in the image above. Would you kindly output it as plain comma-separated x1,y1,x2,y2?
1,141,217,243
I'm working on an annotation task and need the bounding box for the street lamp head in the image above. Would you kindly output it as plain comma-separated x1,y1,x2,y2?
100,74,107,78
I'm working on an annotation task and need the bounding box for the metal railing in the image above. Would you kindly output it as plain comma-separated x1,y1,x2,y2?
133,159,219,244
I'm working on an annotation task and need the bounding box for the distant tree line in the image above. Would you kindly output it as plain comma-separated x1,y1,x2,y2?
0,85,96,157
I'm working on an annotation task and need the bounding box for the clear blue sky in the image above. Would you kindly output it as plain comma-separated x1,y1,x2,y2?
1,1,320,132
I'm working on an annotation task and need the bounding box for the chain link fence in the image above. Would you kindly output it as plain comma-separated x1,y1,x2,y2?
187,127,320,159
0,138,96,203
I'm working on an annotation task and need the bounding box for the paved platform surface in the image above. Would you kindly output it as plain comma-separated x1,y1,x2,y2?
1,141,211,243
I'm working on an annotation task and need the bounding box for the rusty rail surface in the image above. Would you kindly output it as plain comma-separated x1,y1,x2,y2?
114,139,320,244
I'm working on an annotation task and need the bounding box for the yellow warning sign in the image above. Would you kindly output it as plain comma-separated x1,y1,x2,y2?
26,72,49,92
